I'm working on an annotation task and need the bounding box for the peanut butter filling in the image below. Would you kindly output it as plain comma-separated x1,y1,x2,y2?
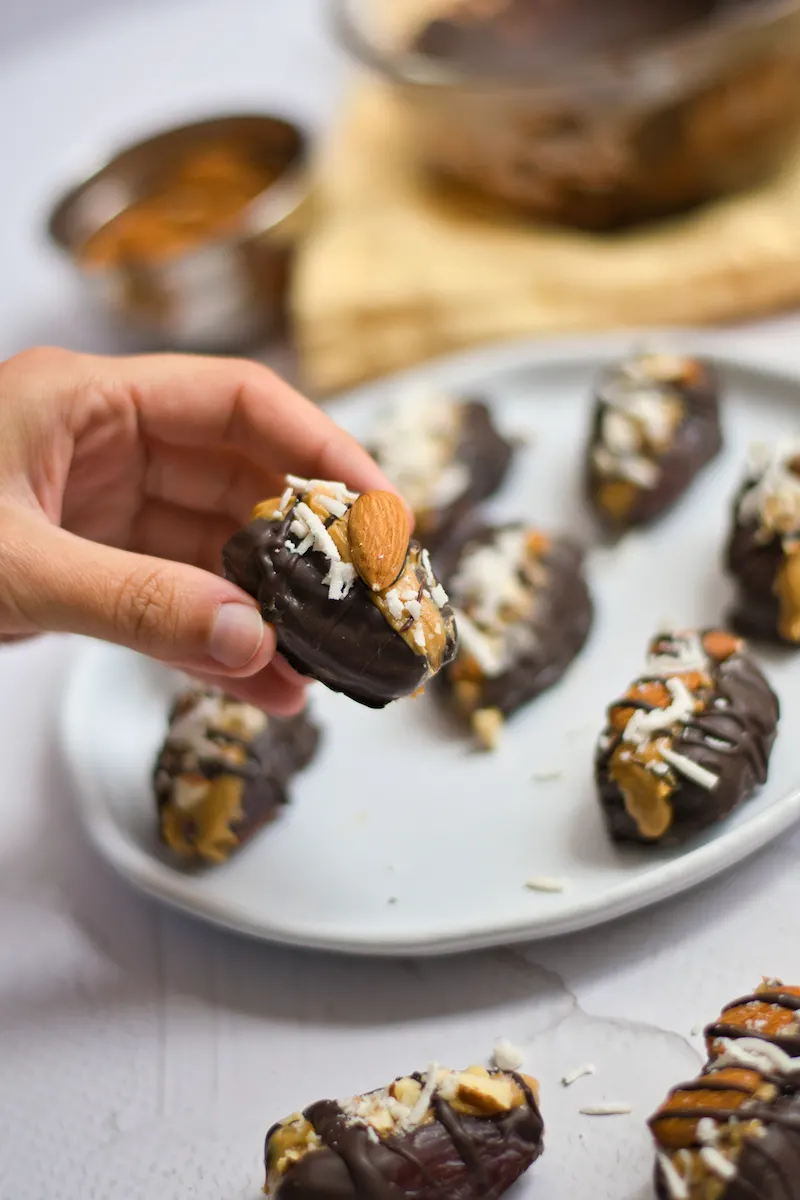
650,978,800,1200
607,672,706,840
376,548,449,671
597,479,638,521
161,770,245,864
159,699,266,863
775,546,800,642
609,746,675,841
603,629,745,841
652,1067,771,1150
651,1065,768,1200
80,140,283,268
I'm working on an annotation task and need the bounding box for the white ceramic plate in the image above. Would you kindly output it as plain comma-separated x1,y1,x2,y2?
59,335,800,955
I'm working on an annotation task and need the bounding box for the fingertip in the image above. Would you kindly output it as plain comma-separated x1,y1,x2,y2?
190,661,309,717
207,601,276,676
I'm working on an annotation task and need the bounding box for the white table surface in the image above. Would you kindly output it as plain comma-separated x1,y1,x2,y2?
1,3,800,1198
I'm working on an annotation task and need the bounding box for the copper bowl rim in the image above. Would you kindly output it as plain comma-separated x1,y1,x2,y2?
45,110,310,264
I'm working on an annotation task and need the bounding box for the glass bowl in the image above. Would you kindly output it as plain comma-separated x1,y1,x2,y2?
335,0,800,230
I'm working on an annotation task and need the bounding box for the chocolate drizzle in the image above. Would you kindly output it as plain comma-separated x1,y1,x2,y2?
266,1071,544,1200
651,986,800,1200
596,631,779,845
154,689,320,863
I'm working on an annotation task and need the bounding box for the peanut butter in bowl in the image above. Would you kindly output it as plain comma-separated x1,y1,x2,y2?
79,140,284,270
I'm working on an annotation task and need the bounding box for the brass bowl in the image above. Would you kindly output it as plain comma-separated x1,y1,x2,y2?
47,112,310,351
335,0,800,231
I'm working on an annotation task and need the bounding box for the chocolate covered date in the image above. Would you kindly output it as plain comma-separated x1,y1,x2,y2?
650,979,800,1200
438,523,593,749
154,686,319,865
596,628,778,845
726,440,800,644
223,476,457,709
265,1064,544,1200
586,352,722,531
371,388,514,549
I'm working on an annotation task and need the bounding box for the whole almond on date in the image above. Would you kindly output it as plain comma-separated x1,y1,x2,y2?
348,491,410,592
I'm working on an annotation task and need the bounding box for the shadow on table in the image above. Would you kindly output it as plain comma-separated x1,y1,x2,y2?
2,714,795,1042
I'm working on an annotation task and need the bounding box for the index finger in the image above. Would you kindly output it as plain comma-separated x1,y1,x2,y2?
91,352,393,496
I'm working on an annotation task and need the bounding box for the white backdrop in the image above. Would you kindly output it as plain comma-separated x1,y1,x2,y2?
0,3,799,1198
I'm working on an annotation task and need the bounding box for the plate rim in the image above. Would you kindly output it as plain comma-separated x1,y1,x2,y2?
59,332,800,956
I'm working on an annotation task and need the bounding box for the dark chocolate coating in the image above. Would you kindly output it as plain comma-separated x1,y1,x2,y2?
223,516,457,709
267,1074,544,1200
597,641,779,846
374,400,514,552
586,358,722,531
714,1098,800,1200
726,482,791,645
431,400,514,548
154,698,319,858
656,1100,800,1200
413,0,756,77
439,524,593,720
653,989,800,1200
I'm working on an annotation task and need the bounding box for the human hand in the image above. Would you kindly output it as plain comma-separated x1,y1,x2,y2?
0,347,391,713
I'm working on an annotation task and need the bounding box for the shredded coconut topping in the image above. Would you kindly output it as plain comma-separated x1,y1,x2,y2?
615,634,724,787
316,494,348,519
646,631,709,677
712,1036,800,1077
324,561,358,601
431,582,448,607
738,440,800,542
525,876,567,893
659,746,719,790
593,354,688,488
579,1103,632,1116
453,609,507,677
699,1147,737,1181
562,1063,595,1087
167,691,266,766
285,475,356,501
407,1063,441,1128
657,1152,690,1200
450,527,542,677
294,501,341,563
373,387,469,512
623,676,697,745
274,479,362,600
696,1118,719,1146
172,775,211,812
493,1039,525,1072
162,691,268,811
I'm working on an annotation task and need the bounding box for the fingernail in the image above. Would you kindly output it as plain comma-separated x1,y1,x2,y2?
210,603,265,668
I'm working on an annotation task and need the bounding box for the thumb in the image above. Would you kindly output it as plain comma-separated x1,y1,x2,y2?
0,509,275,675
